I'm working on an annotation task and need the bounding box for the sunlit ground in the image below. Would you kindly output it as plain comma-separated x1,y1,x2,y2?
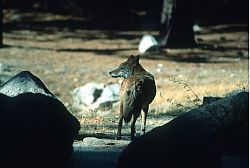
1,10,248,137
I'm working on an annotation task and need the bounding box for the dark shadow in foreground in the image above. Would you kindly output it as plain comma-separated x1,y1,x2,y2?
116,92,249,168
0,71,80,168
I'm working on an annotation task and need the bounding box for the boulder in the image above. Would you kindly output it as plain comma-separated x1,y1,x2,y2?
72,83,120,112
0,71,54,97
0,71,80,168
117,92,249,168
72,82,104,107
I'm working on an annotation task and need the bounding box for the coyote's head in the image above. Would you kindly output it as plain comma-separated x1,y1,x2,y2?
109,55,142,79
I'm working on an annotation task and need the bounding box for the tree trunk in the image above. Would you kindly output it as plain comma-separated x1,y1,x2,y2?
0,0,3,48
159,0,196,48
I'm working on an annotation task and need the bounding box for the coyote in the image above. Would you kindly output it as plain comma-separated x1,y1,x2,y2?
109,55,156,140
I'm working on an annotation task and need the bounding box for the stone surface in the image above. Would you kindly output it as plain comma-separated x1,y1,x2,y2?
72,138,130,168
0,71,55,98
117,92,249,168
0,71,80,168
72,83,120,112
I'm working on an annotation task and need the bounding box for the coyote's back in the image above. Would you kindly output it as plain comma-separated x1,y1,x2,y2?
109,55,156,140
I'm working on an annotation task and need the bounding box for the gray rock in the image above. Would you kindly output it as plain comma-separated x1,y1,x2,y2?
81,137,129,147
0,71,80,168
82,137,106,146
0,71,54,98
89,83,120,110
72,83,120,112
72,82,104,107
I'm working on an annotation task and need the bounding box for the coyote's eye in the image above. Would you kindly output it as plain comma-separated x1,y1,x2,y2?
119,64,127,70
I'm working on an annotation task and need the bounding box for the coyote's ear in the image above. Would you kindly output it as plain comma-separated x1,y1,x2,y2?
128,55,140,64
135,55,140,63
128,55,135,60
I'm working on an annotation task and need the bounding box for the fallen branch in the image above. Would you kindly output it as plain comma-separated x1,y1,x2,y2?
169,78,203,105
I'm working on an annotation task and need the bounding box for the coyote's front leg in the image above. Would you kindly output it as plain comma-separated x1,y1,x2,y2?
116,103,123,140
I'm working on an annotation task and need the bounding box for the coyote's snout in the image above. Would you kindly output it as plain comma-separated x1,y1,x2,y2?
109,55,156,140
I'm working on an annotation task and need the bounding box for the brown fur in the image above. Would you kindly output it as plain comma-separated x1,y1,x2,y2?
109,55,156,140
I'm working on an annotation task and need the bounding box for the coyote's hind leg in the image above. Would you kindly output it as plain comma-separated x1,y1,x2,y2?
141,106,149,135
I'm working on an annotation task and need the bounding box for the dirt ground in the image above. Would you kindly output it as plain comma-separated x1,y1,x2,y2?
0,10,248,138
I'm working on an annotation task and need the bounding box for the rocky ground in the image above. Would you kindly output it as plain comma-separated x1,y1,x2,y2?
72,138,129,168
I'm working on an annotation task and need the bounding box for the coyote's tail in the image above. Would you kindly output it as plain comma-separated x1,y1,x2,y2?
122,88,138,123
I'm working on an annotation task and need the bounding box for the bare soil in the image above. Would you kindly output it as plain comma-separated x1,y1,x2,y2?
1,10,248,139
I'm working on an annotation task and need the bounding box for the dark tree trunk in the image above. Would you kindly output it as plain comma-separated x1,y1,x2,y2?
0,0,3,48
158,0,196,48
